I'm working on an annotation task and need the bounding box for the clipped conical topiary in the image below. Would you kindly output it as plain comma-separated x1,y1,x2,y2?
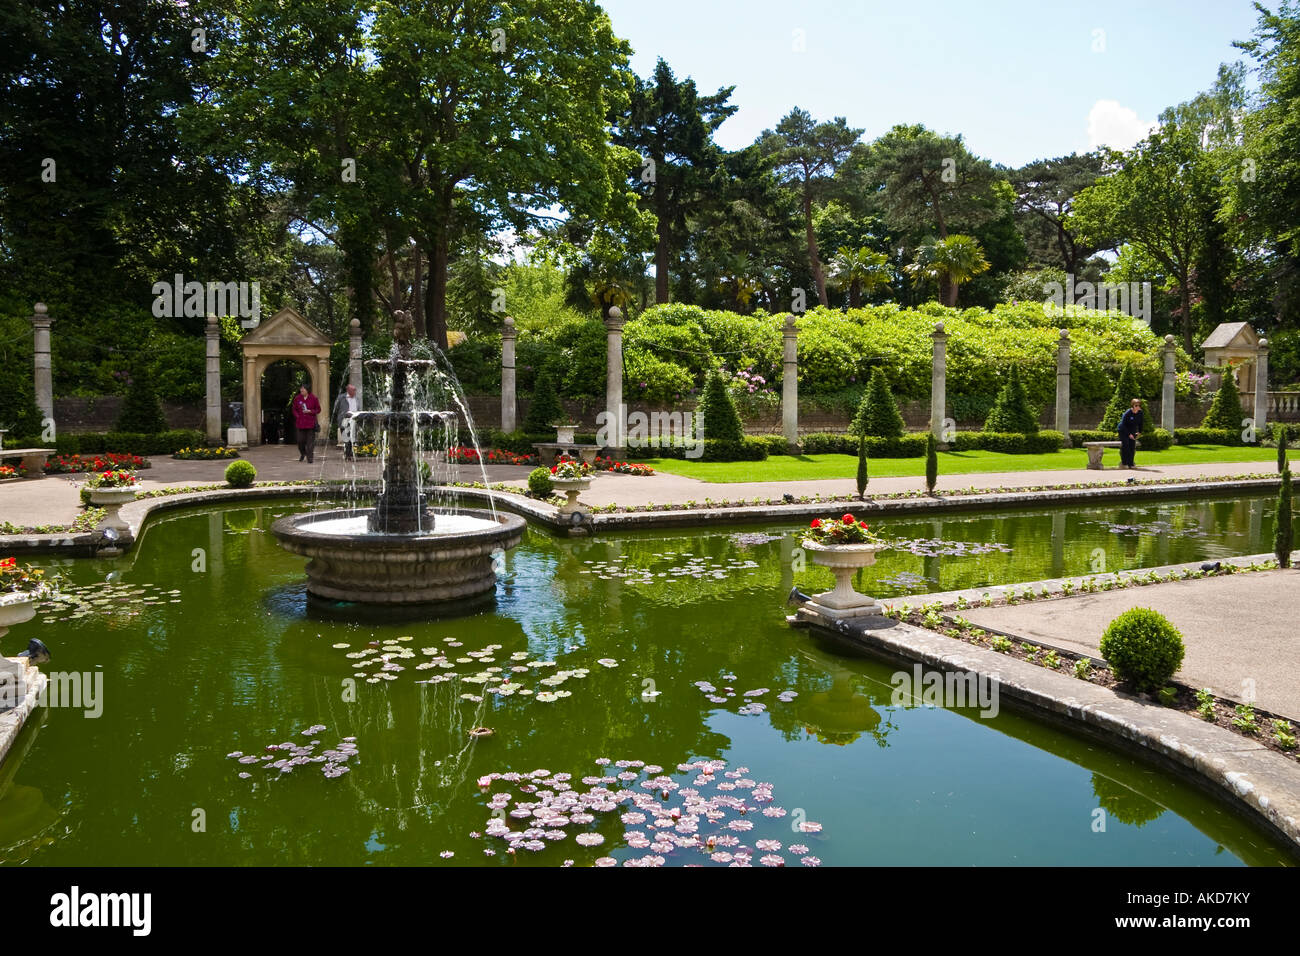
1276,467,1293,568
115,366,167,434
849,368,905,439
1277,422,1289,473
925,431,938,494
696,369,744,442
856,435,869,499
1099,363,1150,434
1201,367,1246,434
523,363,565,434
983,365,1039,434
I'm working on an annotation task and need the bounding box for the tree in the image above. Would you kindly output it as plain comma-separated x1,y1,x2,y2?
849,368,905,438
1100,364,1152,434
905,235,990,306
1011,153,1108,276
983,365,1039,434
757,108,862,307
522,363,564,434
1276,467,1293,568
1202,367,1247,433
115,367,167,434
696,369,743,441
856,436,869,499
925,432,938,494
1069,125,1218,353
827,247,892,308
613,58,736,304
1278,422,1290,473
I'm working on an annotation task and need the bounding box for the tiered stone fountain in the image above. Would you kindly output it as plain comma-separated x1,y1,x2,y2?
271,312,525,605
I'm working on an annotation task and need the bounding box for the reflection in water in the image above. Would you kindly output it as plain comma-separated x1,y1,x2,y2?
1092,772,1167,828
0,712,60,861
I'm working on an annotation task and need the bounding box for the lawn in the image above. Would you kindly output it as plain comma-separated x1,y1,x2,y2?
632,445,1281,483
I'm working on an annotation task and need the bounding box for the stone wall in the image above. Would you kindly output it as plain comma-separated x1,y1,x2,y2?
53,397,205,433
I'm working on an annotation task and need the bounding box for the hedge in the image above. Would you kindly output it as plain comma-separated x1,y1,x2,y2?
801,432,931,457
49,430,206,456
1069,428,1173,451
1172,427,1242,447
951,430,1065,454
644,437,768,462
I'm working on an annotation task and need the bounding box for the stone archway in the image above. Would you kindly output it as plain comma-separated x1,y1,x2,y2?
238,307,333,445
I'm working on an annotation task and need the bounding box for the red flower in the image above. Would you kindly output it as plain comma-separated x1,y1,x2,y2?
842,513,855,524
858,521,868,530
0,557,17,570
550,465,557,474
809,518,822,529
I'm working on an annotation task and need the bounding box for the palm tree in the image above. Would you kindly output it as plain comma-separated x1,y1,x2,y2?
827,246,893,308
904,234,990,306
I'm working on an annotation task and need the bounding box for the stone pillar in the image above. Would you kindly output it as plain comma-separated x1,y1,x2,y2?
604,307,625,450
1161,334,1177,432
501,315,517,433
930,322,947,442
316,357,331,446
1056,329,1071,444
1254,338,1269,436
205,315,222,443
29,303,54,426
348,318,363,393
782,314,798,450
244,356,259,445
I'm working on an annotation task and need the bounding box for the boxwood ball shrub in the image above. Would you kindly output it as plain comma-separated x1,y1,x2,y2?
527,466,554,498
1099,608,1186,691
224,459,257,488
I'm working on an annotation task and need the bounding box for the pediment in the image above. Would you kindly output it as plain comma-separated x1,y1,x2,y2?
239,307,333,349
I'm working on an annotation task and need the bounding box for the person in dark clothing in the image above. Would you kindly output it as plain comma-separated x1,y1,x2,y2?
292,384,322,464
1118,398,1143,469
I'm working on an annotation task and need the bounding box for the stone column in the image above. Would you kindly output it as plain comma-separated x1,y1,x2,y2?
1161,334,1177,432
604,307,625,450
782,314,798,450
205,315,222,443
501,315,517,433
1254,338,1269,436
930,322,947,442
348,318,363,394
1056,329,1071,444
244,356,259,445
316,357,330,446
29,302,54,426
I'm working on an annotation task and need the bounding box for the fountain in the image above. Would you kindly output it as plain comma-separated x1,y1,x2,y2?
271,311,525,605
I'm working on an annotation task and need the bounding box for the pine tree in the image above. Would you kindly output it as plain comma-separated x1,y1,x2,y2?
1275,467,1293,568
849,368,905,439
1099,364,1150,434
115,367,167,434
696,369,744,442
856,435,869,499
523,363,564,434
1277,422,1289,474
983,365,1039,434
925,431,938,494
1201,367,1246,433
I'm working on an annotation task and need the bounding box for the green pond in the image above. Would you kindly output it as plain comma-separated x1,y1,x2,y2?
1,493,1292,866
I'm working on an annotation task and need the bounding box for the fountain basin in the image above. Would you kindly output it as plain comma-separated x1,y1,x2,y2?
271,508,525,605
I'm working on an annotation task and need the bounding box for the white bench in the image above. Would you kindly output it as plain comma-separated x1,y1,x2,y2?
0,448,52,479
1083,441,1122,470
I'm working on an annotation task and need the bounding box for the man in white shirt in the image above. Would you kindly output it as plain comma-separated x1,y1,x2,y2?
337,383,361,460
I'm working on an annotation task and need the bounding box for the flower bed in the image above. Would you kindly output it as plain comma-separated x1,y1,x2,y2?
447,446,537,466
44,452,148,473
0,465,17,480
551,457,592,479
85,469,139,489
172,446,240,460
593,457,654,476
353,442,380,458
1,556,54,596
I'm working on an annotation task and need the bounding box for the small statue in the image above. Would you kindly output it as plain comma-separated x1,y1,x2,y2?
229,402,244,428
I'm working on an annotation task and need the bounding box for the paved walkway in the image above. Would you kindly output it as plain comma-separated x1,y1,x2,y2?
0,443,1281,529
962,569,1300,720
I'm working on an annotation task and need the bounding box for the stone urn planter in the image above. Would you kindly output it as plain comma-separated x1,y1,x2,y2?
801,540,884,620
553,424,579,445
551,476,592,515
88,487,138,535
0,592,38,643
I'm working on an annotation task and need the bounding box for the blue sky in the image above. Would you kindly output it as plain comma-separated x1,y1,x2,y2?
599,0,1266,167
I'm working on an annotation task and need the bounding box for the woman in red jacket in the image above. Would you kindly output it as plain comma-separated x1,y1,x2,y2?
292,384,322,463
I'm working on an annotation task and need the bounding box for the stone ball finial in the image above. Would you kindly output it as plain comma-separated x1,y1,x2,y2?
607,306,622,320
1165,334,1175,345
349,318,361,331
1059,327,1070,340
503,315,515,329
784,313,797,331
933,321,944,334
1259,337,1268,348
34,302,47,314
207,314,218,328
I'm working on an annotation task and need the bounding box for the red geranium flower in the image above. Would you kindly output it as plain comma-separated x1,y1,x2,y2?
810,518,822,529
842,513,855,524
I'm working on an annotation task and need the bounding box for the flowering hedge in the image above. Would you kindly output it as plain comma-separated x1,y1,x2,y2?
447,446,537,466
593,457,654,476
44,452,148,473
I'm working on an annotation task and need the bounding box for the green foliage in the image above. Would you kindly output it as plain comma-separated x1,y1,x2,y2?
696,369,744,442
856,436,868,498
52,430,203,456
527,467,554,498
1201,370,1246,433
800,432,930,457
982,365,1039,434
224,459,256,488
1277,422,1290,473
647,437,768,462
1099,608,1186,691
522,363,565,434
1070,428,1172,450
1276,467,1293,568
1157,686,1179,707
924,431,938,492
1172,427,1241,446
1195,687,1217,721
1099,364,1151,433
952,430,1064,453
1231,703,1259,735
114,369,167,434
849,368,905,438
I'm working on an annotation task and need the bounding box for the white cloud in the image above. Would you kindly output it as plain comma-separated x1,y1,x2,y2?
1086,99,1157,151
